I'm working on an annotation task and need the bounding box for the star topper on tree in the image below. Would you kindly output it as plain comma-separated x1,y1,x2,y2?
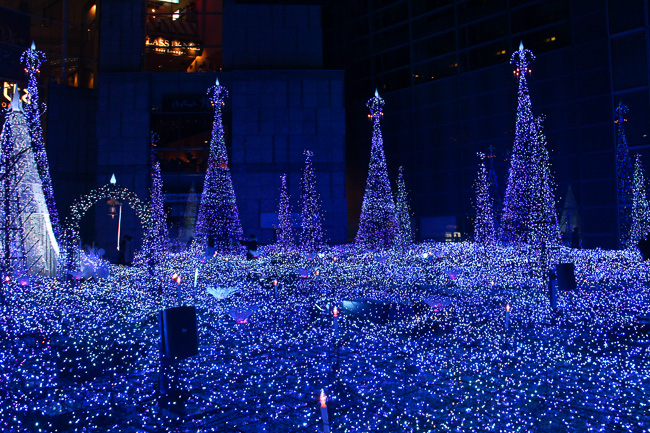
20,41,45,76
367,88,384,120
511,41,534,77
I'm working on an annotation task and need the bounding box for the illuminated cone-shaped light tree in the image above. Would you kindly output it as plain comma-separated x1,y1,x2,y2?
394,166,413,249
527,116,560,245
355,90,398,249
0,92,59,276
300,150,324,251
500,42,535,244
486,144,501,227
615,103,634,248
629,154,650,247
148,160,168,256
277,173,293,247
500,42,559,245
195,79,243,252
474,153,496,244
20,42,62,242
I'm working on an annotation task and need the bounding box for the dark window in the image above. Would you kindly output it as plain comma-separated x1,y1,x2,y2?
348,58,372,80
509,0,538,7
348,78,372,100
411,0,454,15
458,14,508,49
517,23,571,55
609,0,644,34
378,68,412,92
374,46,410,73
374,24,409,51
413,54,458,83
325,1,369,23
457,0,507,24
345,38,371,62
511,1,570,34
463,41,509,71
411,7,455,40
373,2,408,28
611,31,648,91
344,18,370,41
413,31,456,62
374,0,405,9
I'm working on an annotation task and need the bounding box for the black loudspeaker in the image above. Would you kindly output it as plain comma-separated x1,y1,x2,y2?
638,235,650,261
159,306,198,360
555,263,576,292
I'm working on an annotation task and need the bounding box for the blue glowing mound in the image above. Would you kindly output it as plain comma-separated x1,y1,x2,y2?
2,243,649,432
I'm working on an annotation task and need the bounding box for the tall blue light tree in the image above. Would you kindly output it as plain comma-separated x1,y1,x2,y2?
615,103,634,248
474,153,496,244
149,160,168,255
20,42,62,242
629,154,650,247
300,150,324,251
394,166,413,249
499,42,559,246
500,42,535,244
277,173,293,248
355,90,398,249
195,78,243,252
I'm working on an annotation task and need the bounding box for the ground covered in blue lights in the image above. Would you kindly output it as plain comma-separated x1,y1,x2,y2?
1,243,650,432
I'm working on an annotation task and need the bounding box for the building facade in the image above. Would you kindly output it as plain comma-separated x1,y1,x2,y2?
324,0,650,248
0,0,346,259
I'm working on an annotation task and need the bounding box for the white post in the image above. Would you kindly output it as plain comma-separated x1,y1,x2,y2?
116,204,122,250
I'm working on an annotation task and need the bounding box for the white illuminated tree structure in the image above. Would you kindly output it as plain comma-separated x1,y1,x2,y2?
21,42,62,242
0,91,59,277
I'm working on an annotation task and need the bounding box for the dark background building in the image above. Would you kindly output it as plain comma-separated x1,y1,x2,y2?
0,0,649,251
0,0,346,260
323,0,650,248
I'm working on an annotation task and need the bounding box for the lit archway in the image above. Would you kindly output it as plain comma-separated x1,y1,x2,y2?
63,183,153,269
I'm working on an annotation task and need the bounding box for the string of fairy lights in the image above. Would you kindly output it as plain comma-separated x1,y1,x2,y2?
1,244,650,431
300,150,324,251
615,103,634,248
277,173,293,248
629,154,650,247
475,153,496,245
